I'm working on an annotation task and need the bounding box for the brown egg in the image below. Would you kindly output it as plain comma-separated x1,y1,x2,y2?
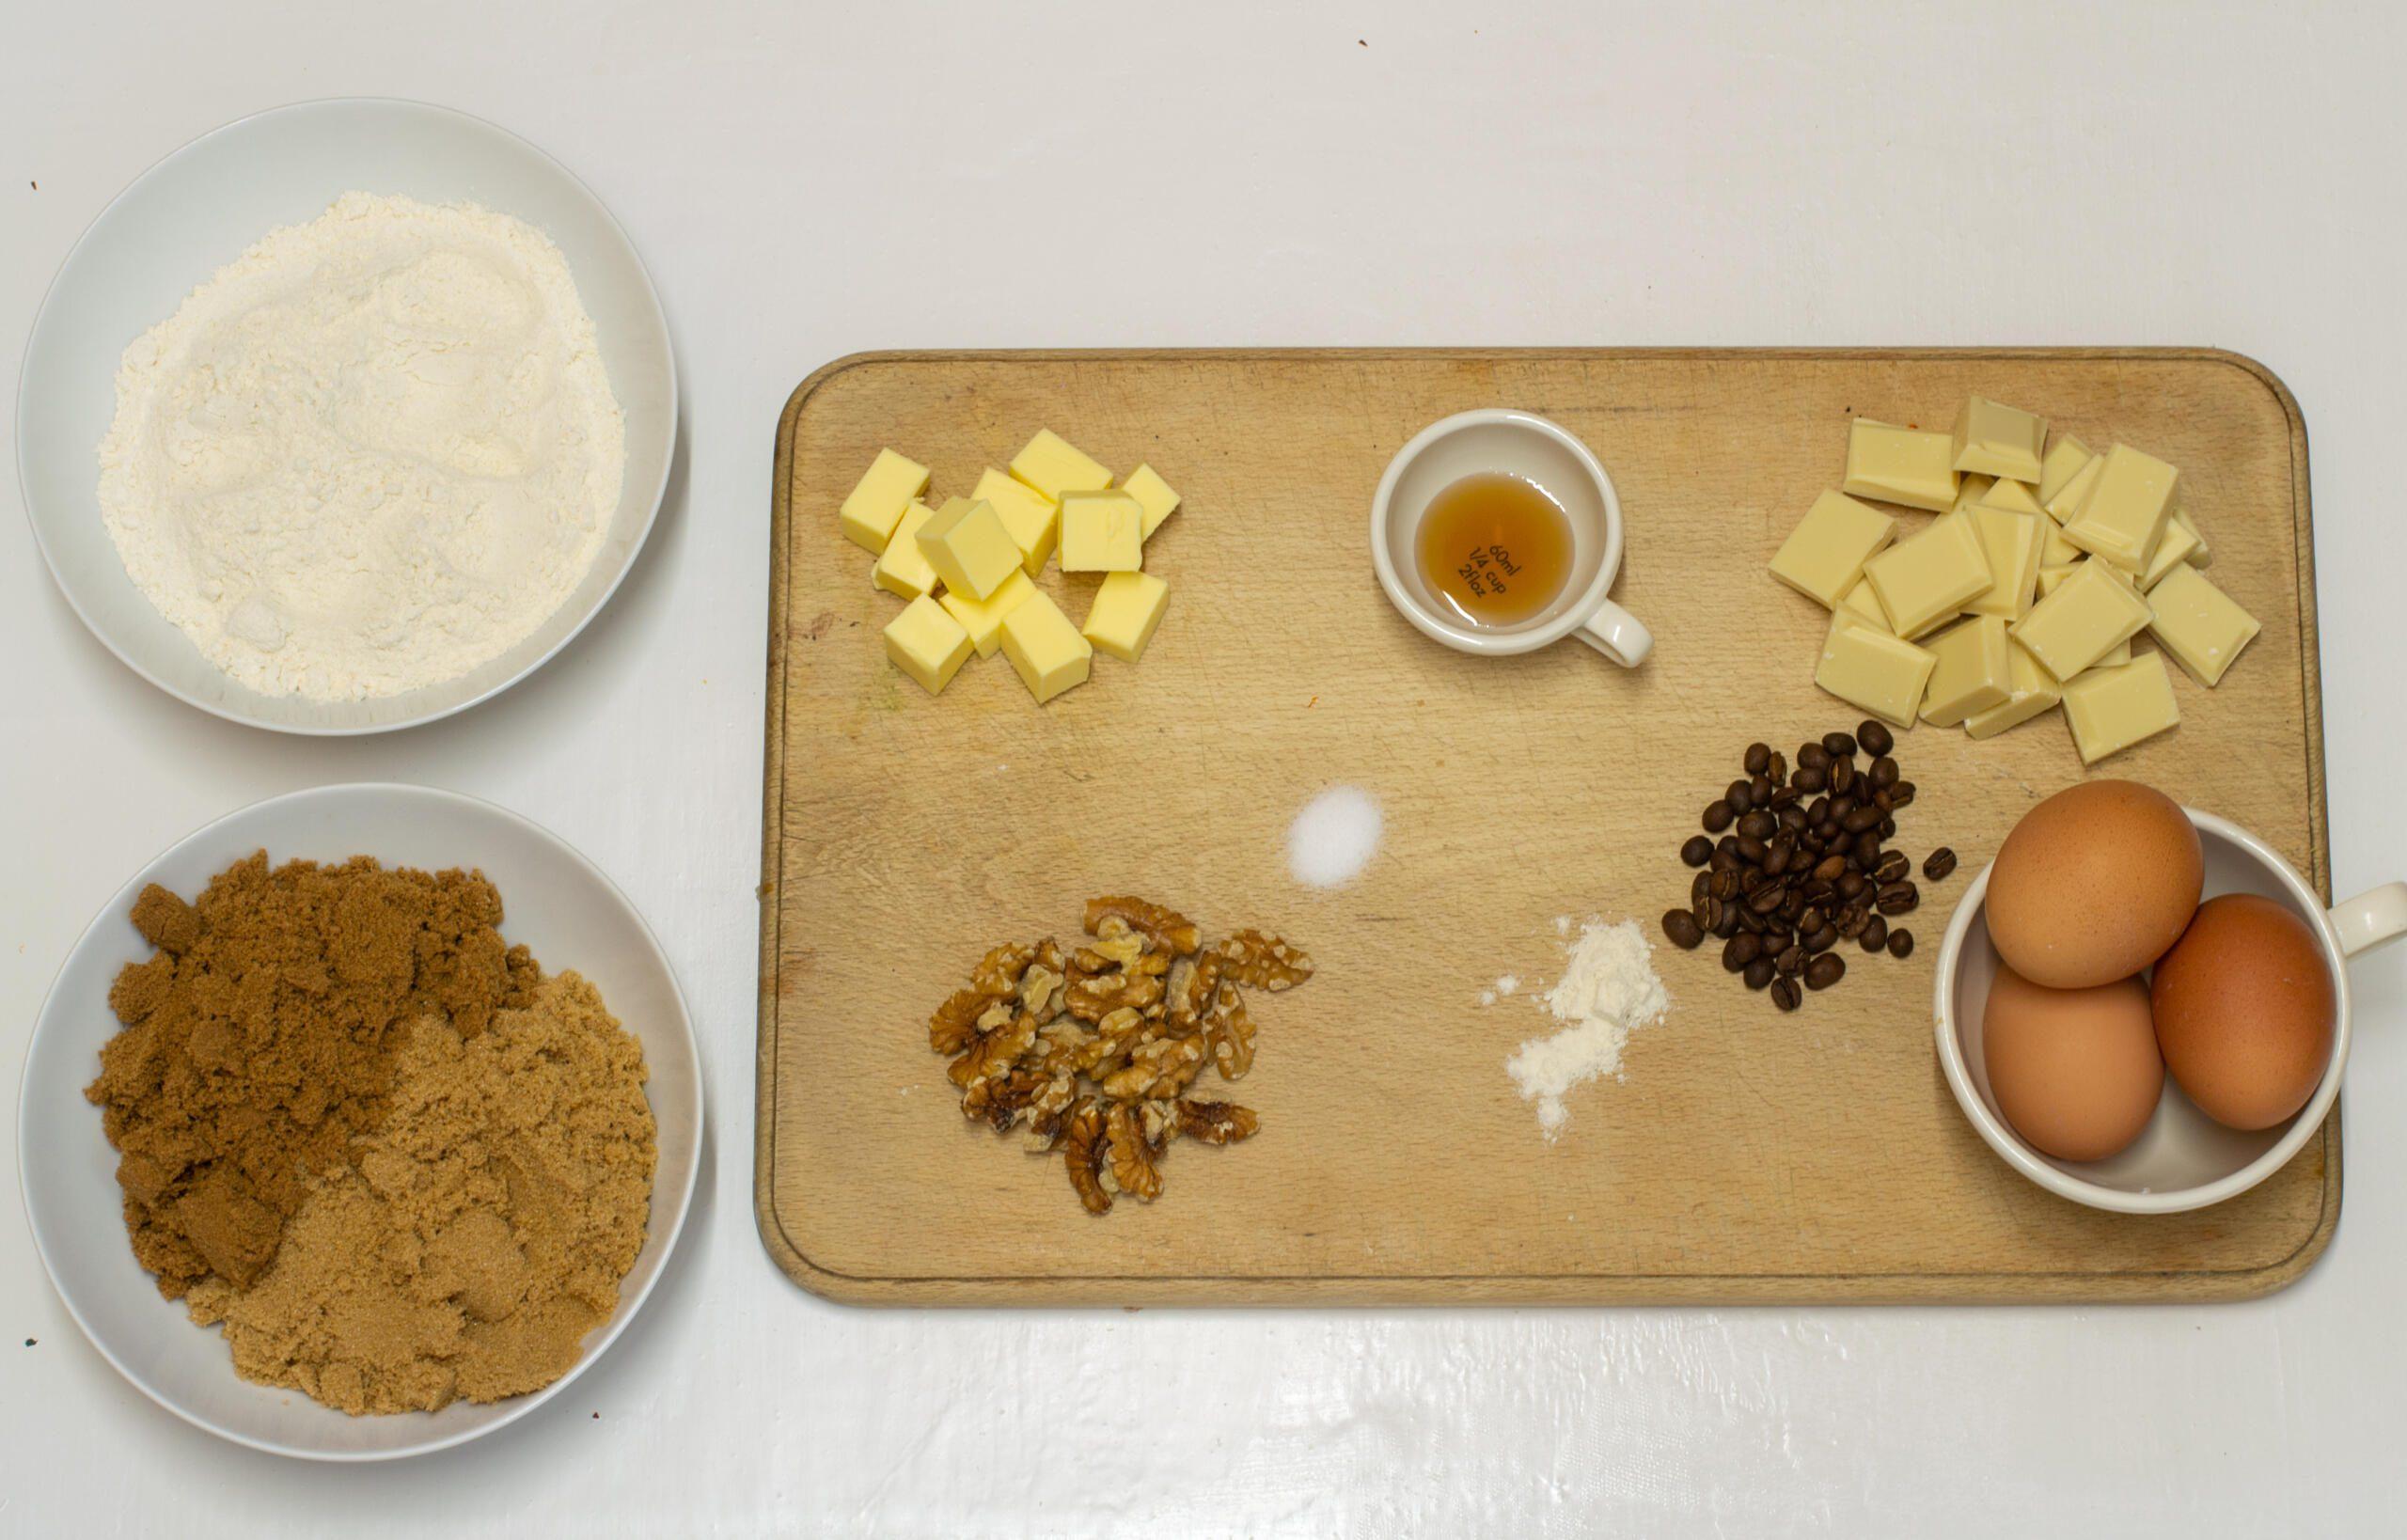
2151,893,2336,1130
1986,780,2202,988
1982,964,2163,1162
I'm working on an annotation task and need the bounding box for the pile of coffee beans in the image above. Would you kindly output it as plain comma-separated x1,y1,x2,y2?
1660,720,1959,1013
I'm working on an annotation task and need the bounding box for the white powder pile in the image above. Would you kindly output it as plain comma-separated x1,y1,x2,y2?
1504,917,1670,1140
97,192,625,701
1287,786,1382,888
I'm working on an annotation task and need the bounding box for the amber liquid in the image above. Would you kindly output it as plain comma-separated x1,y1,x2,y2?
1414,472,1576,627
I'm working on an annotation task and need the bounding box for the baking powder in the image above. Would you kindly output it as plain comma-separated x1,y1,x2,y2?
1504,917,1670,1140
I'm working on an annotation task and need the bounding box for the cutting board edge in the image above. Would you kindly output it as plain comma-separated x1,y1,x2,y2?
754,345,2336,1307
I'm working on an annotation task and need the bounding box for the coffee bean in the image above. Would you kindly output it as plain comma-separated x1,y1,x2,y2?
1810,854,1849,884
1713,904,1742,938
1703,799,1735,833
1680,835,1713,868
1837,872,1869,900
1923,847,1958,881
1777,804,1809,833
1887,779,1917,809
1886,928,1915,959
1775,944,1805,976
1738,810,1778,841
1868,755,1899,790
1793,764,1828,794
1768,784,1800,811
1871,787,1894,814
1742,957,1775,990
1804,952,1846,990
1880,816,1897,839
1778,890,1806,923
1746,883,1786,916
1710,846,1740,875
1858,913,1888,952
1760,926,1793,955
1869,853,1907,888
1798,742,1831,772
1853,830,1882,864
1691,871,1711,904
1708,869,1739,901
1770,978,1801,1012
1799,879,1835,908
1766,750,1787,783
1744,742,1771,775
1726,778,1753,814
1875,881,1919,915
1857,719,1894,757
1815,819,1842,845
1723,933,1761,971
1662,909,1704,950
1748,774,1776,804
1842,804,1884,834
1821,731,1857,760
1834,905,1868,940
1737,904,1767,934
1693,894,1723,931
1797,904,1826,934
1736,835,1768,867
1830,757,1856,795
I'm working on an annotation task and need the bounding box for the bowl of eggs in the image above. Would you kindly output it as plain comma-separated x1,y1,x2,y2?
1934,780,2406,1214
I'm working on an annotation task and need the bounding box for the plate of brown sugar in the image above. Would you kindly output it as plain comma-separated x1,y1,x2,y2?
17,783,703,1460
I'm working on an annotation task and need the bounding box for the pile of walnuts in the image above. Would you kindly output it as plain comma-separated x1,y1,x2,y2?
928,895,1312,1215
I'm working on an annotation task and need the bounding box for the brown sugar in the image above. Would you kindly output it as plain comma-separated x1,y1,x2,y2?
87,854,536,1296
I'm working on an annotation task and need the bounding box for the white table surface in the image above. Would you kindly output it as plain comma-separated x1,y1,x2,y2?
7,3,2404,1533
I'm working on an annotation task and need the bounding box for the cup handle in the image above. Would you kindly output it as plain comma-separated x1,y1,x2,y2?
2330,881,2407,958
1573,599,1653,668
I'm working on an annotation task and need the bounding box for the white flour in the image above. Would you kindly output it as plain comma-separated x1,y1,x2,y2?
1504,917,1669,1140
97,192,624,701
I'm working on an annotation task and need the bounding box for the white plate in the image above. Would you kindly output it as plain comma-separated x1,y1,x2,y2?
15,99,678,734
17,784,704,1459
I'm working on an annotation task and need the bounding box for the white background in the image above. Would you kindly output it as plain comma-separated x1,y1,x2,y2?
6,2,2404,1533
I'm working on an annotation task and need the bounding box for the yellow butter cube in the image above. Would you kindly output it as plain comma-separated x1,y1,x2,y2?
840,448,932,554
1059,490,1144,572
1964,639,2065,740
1816,612,1937,728
1863,511,1991,636
1839,578,1893,631
972,467,1061,575
1961,505,2046,620
2059,443,2178,574
882,594,973,696
2147,564,2259,686
2010,558,2153,681
1921,616,2014,727
916,496,1023,602
2044,453,2103,523
1122,464,1182,540
873,500,943,599
2062,652,2180,764
1769,490,1897,609
938,567,1036,658
999,590,1093,703
1951,396,2047,482
1081,570,1171,663
2037,435,2094,507
1952,474,1996,512
1010,429,1113,501
1843,418,1959,512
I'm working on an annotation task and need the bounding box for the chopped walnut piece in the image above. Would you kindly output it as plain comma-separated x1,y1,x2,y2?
1021,1075,1079,1150
1200,982,1257,1079
962,1067,1047,1132
1104,1103,1165,1201
1174,1099,1260,1144
1099,1031,1205,1103
947,1012,1036,1090
1084,896,1203,957
929,988,992,1055
1062,1099,1112,1215
1215,930,1314,991
1065,963,1166,1023
968,941,1040,998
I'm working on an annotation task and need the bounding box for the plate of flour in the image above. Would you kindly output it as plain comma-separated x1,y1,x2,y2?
16,98,677,733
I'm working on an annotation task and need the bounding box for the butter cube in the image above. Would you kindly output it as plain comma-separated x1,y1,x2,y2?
2139,512,2203,589
1081,570,1171,662
1058,490,1144,572
2062,652,2181,764
1964,639,2065,740
1010,429,1113,501
2147,564,2260,686
1862,511,1991,636
916,496,1022,601
1920,616,2014,727
1952,474,1996,512
840,448,932,554
1768,490,1897,609
938,567,1036,658
1839,578,1892,631
2044,453,2103,523
1960,505,2046,620
873,500,944,599
1976,477,2046,518
998,590,1092,703
1844,419,1959,512
972,467,1061,575
2037,435,2094,507
2171,506,2211,568
1951,396,2047,481
1816,612,1938,728
2059,443,2178,574
1122,464,1182,540
2010,558,2153,681
882,594,973,696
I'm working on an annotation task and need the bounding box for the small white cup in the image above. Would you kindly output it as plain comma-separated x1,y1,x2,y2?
1933,808,2406,1214
1370,410,1653,667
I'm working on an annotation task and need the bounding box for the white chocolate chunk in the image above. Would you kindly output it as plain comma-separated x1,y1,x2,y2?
2061,652,2180,763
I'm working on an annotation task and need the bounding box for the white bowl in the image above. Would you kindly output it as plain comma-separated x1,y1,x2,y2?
16,784,703,1459
15,99,677,734
1934,808,2404,1214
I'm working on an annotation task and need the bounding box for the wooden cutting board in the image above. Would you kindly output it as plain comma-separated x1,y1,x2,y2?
757,349,2332,1306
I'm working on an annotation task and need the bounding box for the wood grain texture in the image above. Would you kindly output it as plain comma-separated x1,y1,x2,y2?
757,349,2333,1306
